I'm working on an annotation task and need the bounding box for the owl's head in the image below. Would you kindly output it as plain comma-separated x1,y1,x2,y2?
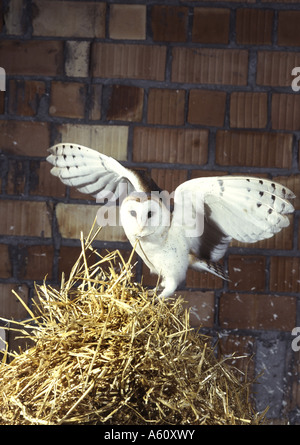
120,192,171,239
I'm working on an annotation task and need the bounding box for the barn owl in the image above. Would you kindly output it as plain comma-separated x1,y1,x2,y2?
47,143,295,298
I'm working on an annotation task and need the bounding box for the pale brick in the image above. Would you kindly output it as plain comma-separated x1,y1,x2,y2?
65,41,90,78
109,4,146,40
0,200,52,237
32,0,106,38
56,203,126,242
4,0,25,35
89,85,102,121
55,124,129,161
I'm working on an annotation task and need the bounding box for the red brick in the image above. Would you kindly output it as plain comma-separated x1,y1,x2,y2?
92,43,166,81
178,291,215,328
257,51,300,87
0,244,11,279
107,85,144,122
230,92,267,128
262,0,299,2
236,9,273,45
278,11,300,47
32,0,106,38
58,246,83,279
6,160,26,195
228,255,266,292
150,168,188,193
185,267,223,290
18,245,54,280
232,218,294,251
272,94,300,131
59,246,103,280
55,124,128,161
218,335,256,378
0,1,3,33
0,40,64,76
188,90,226,127
216,130,293,169
29,161,66,198
8,80,46,116
0,284,29,319
0,92,4,114
0,121,50,157
109,4,146,40
270,257,300,293
151,5,188,42
192,8,230,44
147,88,185,126
273,175,300,211
0,200,52,237
133,127,208,165
172,48,248,85
50,81,86,119
190,170,228,179
219,293,297,331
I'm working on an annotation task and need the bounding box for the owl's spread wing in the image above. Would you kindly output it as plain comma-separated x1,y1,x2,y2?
173,176,295,262
47,143,152,200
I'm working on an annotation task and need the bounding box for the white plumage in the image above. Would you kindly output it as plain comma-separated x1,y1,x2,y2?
47,143,295,298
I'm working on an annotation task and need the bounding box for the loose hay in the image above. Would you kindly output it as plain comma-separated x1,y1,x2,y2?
0,226,266,425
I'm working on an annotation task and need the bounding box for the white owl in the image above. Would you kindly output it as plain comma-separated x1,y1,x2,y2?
47,143,295,298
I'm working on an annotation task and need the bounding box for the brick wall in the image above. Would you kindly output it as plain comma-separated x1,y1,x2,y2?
0,0,299,424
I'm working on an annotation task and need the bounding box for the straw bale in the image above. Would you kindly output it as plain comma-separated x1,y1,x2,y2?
0,226,266,425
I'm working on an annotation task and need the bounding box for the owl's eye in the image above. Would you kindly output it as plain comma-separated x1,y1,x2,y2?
130,210,137,217
147,211,153,218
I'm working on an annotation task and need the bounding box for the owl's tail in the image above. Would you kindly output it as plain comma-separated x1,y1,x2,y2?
188,254,229,281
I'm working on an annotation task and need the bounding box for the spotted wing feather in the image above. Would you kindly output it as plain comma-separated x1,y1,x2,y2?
47,143,147,198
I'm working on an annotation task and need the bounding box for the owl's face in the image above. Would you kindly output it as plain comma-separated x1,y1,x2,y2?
120,193,171,239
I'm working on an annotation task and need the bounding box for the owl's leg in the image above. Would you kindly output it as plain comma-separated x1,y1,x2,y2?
157,278,178,299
